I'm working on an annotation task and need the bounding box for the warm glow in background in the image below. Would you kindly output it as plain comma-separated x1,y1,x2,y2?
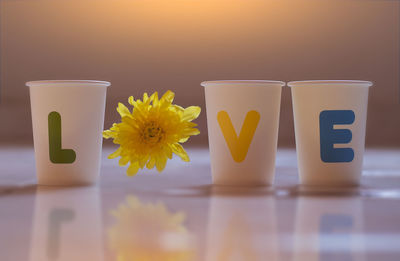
0,0,399,146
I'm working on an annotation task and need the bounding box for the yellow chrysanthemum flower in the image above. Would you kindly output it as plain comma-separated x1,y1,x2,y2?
108,196,195,261
103,90,201,176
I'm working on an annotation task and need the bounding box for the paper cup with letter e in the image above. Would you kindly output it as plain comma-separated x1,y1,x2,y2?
27,80,110,186
288,80,372,187
202,80,284,186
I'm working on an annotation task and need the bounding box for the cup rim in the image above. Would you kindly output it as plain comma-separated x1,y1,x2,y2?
201,80,285,87
26,80,111,87
287,80,373,87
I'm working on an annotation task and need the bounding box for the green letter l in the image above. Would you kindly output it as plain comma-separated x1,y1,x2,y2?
48,111,76,164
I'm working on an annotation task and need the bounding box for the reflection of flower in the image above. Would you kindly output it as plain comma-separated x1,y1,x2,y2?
108,196,194,261
103,90,200,176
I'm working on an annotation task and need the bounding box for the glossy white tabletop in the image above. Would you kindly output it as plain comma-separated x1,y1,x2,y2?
1,147,400,261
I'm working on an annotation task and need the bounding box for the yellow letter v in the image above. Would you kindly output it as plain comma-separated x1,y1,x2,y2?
217,110,260,163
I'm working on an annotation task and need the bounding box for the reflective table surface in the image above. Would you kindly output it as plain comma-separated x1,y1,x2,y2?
1,147,400,261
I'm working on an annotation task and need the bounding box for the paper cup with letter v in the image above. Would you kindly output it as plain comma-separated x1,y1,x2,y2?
202,80,284,186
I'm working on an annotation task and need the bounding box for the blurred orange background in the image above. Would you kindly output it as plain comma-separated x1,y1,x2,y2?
0,0,399,147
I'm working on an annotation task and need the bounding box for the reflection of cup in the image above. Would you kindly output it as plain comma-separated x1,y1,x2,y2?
27,80,110,186
293,196,364,261
206,192,279,261
202,80,284,186
29,187,103,261
288,80,372,187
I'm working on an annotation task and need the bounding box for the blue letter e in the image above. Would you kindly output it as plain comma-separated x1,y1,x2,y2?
319,110,355,163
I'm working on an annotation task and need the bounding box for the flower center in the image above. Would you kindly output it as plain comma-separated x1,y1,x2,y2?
141,121,165,145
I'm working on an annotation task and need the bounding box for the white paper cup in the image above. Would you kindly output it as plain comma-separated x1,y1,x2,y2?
202,80,284,186
27,80,110,186
288,80,372,187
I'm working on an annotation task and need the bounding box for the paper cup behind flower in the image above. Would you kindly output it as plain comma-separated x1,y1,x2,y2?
288,80,372,187
202,80,284,186
27,80,110,186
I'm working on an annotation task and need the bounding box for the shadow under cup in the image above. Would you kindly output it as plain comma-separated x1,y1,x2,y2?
27,80,110,186
202,80,284,186
288,80,373,187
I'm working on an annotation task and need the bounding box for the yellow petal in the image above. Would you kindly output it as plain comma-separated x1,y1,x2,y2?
108,147,122,159
128,96,135,106
103,130,115,139
161,90,175,104
155,154,167,172
152,92,159,107
183,128,200,136
171,143,190,162
146,156,156,169
178,137,189,143
141,93,150,106
138,154,149,168
161,145,173,159
119,156,130,166
117,102,132,118
150,91,157,99
127,162,140,176
182,106,201,121
172,105,184,114
175,104,184,110
110,123,119,130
